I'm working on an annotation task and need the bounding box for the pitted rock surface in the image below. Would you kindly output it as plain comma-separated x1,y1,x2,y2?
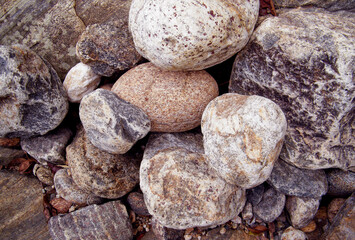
140,147,246,229
201,93,287,188
79,89,150,154
129,0,259,70
112,62,219,132
229,8,355,170
76,20,141,76
286,196,321,229
0,45,68,138
66,128,140,199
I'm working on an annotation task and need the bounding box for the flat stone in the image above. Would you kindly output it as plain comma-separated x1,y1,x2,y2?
0,146,25,166
63,62,101,103
76,20,141,76
111,62,219,132
201,93,287,188
21,127,72,165
326,169,355,197
140,147,246,229
48,200,133,240
0,45,68,138
127,192,150,216
79,89,150,154
67,127,140,199
281,226,307,240
267,159,328,198
0,170,50,240
286,196,320,229
129,0,259,70
54,168,102,206
229,8,355,170
273,0,355,11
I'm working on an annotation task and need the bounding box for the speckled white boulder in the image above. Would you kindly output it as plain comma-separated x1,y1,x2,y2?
129,0,259,70
201,93,287,189
63,63,101,103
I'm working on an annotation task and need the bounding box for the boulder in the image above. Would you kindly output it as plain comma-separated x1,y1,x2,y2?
229,7,355,170
286,196,320,229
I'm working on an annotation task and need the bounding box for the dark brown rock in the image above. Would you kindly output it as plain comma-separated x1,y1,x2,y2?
327,198,347,223
201,227,260,240
151,217,185,240
127,192,150,216
326,169,355,197
0,146,25,166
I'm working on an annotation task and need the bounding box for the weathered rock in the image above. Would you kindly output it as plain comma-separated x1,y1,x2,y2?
112,62,219,132
201,93,287,188
253,187,286,223
300,220,317,233
267,158,328,198
140,147,246,229
127,192,150,216
201,227,260,240
229,8,355,170
76,20,141,76
129,0,259,70
286,196,320,229
326,169,355,197
54,168,103,205
21,127,72,165
49,200,133,240
281,226,307,240
273,0,355,11
79,89,150,154
246,183,265,206
33,164,54,185
0,45,68,138
63,62,101,103
328,198,347,223
151,217,185,240
0,147,25,166
242,202,254,223
0,170,50,240
67,127,140,199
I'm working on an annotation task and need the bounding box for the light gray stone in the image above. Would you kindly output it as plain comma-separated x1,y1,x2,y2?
140,147,246,229
0,45,68,138
129,0,259,70
326,169,355,197
201,93,287,188
286,196,320,229
79,89,150,154
281,226,307,240
229,8,355,170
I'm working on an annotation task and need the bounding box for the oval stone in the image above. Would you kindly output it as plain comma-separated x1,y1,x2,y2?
111,62,219,132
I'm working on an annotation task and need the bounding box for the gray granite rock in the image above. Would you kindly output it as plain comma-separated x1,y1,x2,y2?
67,127,140,199
273,0,355,11
267,159,328,198
229,8,355,171
140,147,246,229
49,200,133,240
281,226,307,240
79,89,150,154
21,127,72,165
127,192,150,216
0,147,25,166
0,45,68,138
286,196,320,229
253,187,286,223
201,93,287,188
76,20,141,76
326,169,355,197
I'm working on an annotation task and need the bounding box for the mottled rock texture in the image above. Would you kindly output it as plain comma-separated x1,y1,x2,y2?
281,226,307,240
0,45,68,138
0,147,24,165
267,159,328,198
201,93,287,188
21,127,72,165
54,169,103,206
326,169,355,197
112,62,219,132
67,128,140,199
229,8,355,170
273,0,355,11
49,200,133,240
127,192,150,216
63,62,101,103
76,20,141,76
140,147,246,229
286,196,320,229
33,164,54,186
201,227,260,240
129,0,259,70
328,198,347,223
79,89,150,154
246,184,265,206
151,217,185,240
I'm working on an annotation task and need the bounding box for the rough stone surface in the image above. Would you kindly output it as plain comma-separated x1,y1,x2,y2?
0,45,68,138
267,159,328,198
140,147,246,229
286,196,320,229
127,192,150,216
229,8,355,170
79,89,150,154
49,200,133,240
326,169,355,197
0,147,25,166
328,198,347,223
201,93,287,188
281,226,307,240
273,0,355,11
112,62,219,132
0,170,50,240
33,164,54,186
151,217,185,240
246,183,265,206
129,0,259,70
67,127,140,199
76,20,141,76
253,187,286,223
201,227,260,240
54,168,103,205
21,127,72,165
63,62,101,103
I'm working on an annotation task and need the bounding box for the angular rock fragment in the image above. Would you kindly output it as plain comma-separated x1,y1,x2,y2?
286,196,320,229
201,93,287,188
79,89,150,154
326,169,355,197
49,201,133,240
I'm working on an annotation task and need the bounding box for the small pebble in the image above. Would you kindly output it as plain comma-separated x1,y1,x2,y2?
219,227,226,235
300,220,317,233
